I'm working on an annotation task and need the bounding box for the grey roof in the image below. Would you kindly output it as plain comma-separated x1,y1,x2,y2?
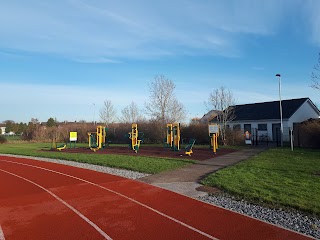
200,110,220,123
232,98,310,121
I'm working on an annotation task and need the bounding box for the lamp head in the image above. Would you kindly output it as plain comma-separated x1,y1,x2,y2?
276,74,281,77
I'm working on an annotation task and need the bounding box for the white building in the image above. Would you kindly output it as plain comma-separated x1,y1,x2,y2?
0,126,5,135
210,98,320,142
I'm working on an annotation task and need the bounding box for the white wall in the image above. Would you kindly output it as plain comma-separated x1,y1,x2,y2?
288,100,320,128
0,127,5,135
228,120,290,141
228,121,271,140
225,99,320,142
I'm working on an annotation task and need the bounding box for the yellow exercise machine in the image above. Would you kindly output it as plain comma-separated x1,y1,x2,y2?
88,125,107,152
165,123,180,151
185,138,196,156
128,123,143,153
172,123,180,151
165,124,173,148
208,124,219,154
51,137,66,151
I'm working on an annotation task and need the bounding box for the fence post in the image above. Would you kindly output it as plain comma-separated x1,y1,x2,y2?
290,128,294,151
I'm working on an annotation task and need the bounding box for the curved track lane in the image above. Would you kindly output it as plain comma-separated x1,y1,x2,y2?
0,156,312,240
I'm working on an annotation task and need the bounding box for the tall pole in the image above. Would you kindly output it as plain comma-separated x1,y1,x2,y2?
276,74,283,147
93,103,96,125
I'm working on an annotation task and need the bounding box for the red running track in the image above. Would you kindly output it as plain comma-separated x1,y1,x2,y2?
0,155,311,240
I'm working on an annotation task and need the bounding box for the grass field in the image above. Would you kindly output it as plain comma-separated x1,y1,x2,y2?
0,143,194,174
202,147,320,215
3,135,22,141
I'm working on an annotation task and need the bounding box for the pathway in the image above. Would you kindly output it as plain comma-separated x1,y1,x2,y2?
140,146,269,198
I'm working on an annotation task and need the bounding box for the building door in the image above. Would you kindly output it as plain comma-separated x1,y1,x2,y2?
272,123,281,143
244,124,251,133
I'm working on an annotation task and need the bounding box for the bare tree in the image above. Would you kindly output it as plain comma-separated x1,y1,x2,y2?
145,75,186,124
311,53,320,91
121,101,142,123
30,118,39,124
99,100,117,126
206,86,236,145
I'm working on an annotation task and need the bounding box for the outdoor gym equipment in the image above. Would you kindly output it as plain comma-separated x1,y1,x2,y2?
185,138,196,156
165,123,180,151
51,137,66,151
88,126,108,152
165,124,173,148
208,124,219,154
128,123,144,153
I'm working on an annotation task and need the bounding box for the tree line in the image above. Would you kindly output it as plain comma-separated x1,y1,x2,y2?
98,75,187,126
1,120,27,135
1,75,238,145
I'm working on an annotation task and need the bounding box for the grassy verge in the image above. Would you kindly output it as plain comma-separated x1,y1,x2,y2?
4,135,22,141
202,147,320,215
0,143,194,174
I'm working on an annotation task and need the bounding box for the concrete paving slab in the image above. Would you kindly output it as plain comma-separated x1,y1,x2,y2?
152,182,208,198
140,146,269,198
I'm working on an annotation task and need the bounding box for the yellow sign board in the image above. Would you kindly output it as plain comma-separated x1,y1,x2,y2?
69,132,77,141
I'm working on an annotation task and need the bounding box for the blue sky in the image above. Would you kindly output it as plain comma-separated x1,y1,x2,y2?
1,0,319,123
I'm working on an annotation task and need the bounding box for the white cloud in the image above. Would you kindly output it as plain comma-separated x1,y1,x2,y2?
0,82,150,122
0,82,148,105
304,1,320,46
72,56,122,64
0,0,299,60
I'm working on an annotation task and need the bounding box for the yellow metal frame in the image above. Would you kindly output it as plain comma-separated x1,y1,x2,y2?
185,138,196,156
57,144,67,151
185,149,193,156
165,123,180,151
51,137,66,151
210,134,218,154
128,123,142,153
209,124,219,154
166,124,173,147
88,126,107,152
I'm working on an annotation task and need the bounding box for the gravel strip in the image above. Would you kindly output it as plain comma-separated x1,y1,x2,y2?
0,154,150,179
198,193,320,239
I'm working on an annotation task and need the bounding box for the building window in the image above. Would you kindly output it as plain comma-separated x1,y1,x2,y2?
233,124,241,130
258,124,267,131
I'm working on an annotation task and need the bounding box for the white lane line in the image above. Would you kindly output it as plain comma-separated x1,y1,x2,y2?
0,160,218,240
0,168,112,240
0,225,5,240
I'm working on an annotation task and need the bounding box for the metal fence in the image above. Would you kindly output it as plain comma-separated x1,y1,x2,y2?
232,127,293,147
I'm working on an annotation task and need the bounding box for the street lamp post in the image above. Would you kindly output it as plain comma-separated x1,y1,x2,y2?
276,74,283,147
92,103,96,125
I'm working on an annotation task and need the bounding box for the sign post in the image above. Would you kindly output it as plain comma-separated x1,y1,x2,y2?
208,124,219,154
69,132,77,148
290,129,294,151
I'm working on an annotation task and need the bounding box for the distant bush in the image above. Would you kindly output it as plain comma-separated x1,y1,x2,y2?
181,123,209,144
16,120,248,146
295,119,320,148
0,136,7,144
224,128,244,146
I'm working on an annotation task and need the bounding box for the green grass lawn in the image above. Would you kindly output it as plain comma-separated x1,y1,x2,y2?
202,147,320,215
0,143,194,174
4,135,22,141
